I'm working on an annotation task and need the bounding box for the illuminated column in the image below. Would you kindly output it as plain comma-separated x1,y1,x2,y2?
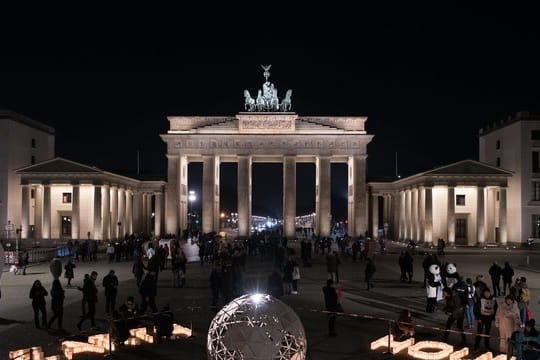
477,186,486,245
142,193,148,234
237,155,252,238
154,192,163,237
126,190,133,234
178,155,188,236
71,184,80,240
405,189,411,239
93,185,102,240
348,156,367,236
399,191,405,239
371,194,379,238
499,187,507,245
145,193,153,234
21,185,30,239
133,192,142,234
447,186,455,244
392,193,400,240
203,156,220,234
111,186,118,238
118,188,126,237
165,155,179,235
316,156,331,237
102,185,110,240
42,184,51,239
424,187,433,244
411,188,418,241
283,156,297,239
34,186,43,239
418,187,425,242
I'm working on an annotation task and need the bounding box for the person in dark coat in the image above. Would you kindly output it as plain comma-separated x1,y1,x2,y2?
474,287,497,351
154,305,174,343
102,270,119,314
488,261,502,297
365,258,376,290
47,279,65,330
29,280,48,329
132,258,144,287
501,261,514,296
139,271,158,314
322,279,340,336
267,270,284,299
77,271,98,330
404,251,414,283
442,287,467,347
64,260,76,287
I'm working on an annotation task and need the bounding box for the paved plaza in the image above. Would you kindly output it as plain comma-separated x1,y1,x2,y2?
2,242,540,359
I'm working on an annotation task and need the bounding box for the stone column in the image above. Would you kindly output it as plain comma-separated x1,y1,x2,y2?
93,186,102,240
155,192,163,237
34,186,43,239
133,192,142,234
21,185,30,239
213,156,221,232
102,185,110,240
424,187,433,244
447,186,455,244
145,193,153,235
477,186,486,245
399,191,405,239
42,184,51,239
283,156,297,239
126,190,133,235
499,188,508,245
71,184,80,240
111,186,118,238
371,194,379,238
142,193,148,234
412,188,418,241
237,155,252,238
405,189,411,239
392,193,400,240
418,187,425,242
178,156,189,236
165,155,179,235
348,156,367,236
118,188,126,237
203,156,219,234
316,156,331,237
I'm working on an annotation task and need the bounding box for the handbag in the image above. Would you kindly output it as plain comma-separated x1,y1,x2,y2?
292,266,300,280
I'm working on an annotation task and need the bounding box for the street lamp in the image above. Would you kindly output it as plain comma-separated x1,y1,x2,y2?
188,190,197,239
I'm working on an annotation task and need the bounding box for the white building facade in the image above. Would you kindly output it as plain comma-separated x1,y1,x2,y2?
0,111,55,237
479,111,540,243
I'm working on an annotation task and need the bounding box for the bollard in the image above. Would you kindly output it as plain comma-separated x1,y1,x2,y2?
382,320,393,355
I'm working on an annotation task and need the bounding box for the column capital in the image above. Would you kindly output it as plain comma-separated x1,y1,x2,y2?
166,154,179,160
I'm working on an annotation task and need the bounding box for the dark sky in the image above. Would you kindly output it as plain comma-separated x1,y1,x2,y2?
1,3,540,220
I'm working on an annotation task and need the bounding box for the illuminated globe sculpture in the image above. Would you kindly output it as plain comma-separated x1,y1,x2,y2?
207,293,307,360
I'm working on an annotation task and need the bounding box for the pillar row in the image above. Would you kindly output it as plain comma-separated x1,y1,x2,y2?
316,156,331,237
237,155,252,238
283,156,297,239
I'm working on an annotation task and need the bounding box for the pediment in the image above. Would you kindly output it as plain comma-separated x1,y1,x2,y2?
423,160,512,176
16,157,102,174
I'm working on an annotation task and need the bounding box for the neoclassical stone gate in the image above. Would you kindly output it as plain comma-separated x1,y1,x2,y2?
161,69,373,238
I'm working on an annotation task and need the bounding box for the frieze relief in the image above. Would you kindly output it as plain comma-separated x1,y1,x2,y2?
172,138,363,150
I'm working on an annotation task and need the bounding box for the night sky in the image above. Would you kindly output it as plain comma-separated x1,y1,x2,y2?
1,3,540,220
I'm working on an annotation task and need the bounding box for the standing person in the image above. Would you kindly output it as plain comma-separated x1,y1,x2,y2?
474,287,497,351
398,251,407,282
326,251,338,283
19,250,29,275
292,260,301,295
404,251,414,283
322,279,341,336
106,243,115,263
495,295,521,354
47,279,65,330
139,271,158,314
442,287,467,348
473,275,488,301
488,261,502,297
77,271,98,331
283,257,294,295
29,280,48,329
210,264,222,309
516,276,531,324
501,262,514,296
132,258,144,287
102,270,119,314
465,278,476,329
64,260,76,287
365,258,376,290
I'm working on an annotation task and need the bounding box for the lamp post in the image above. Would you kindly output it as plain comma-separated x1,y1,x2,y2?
188,190,197,241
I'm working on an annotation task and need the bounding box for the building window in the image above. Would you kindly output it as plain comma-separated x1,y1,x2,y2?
534,151,540,173
533,182,540,201
496,140,500,149
532,215,540,238
532,130,540,140
62,192,72,203
456,194,466,206
496,157,501,167
31,156,36,164
31,138,36,148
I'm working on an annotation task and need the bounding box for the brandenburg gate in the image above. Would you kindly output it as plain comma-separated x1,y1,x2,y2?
161,66,373,239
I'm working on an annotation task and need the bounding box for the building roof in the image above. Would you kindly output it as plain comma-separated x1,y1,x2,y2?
422,159,513,176
16,157,101,173
0,110,55,135
479,111,540,136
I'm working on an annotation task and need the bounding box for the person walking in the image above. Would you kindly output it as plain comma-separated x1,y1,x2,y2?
326,251,339,283
132,258,144,287
102,270,119,314
404,251,414,283
323,279,341,336
474,287,497,351
77,271,98,331
488,261,502,297
47,279,65,330
495,295,521,354
140,270,158,314
64,260,76,287
516,277,531,324
501,262,514,296
365,258,376,290
29,280,48,329
442,287,467,348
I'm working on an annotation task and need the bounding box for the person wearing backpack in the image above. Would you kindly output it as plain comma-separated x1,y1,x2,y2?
516,276,531,324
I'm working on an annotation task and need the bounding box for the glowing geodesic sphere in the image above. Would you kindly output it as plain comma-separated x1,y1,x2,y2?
207,293,307,360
